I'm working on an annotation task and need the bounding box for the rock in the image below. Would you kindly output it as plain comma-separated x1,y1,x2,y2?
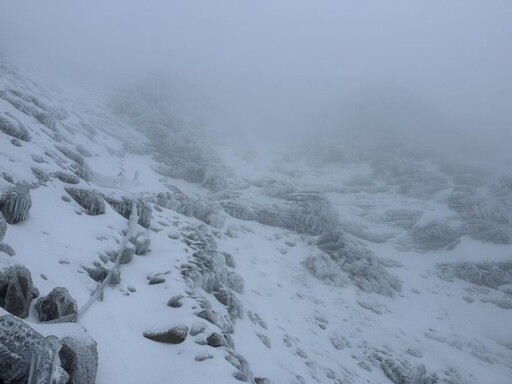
0,184,32,224
103,195,152,229
189,323,207,336
55,145,85,166
35,287,78,322
0,314,98,384
82,262,108,282
207,332,224,347
106,244,135,265
222,252,236,268
148,275,166,285
213,288,244,320
226,271,244,294
167,295,184,308
195,352,213,361
65,188,105,215
0,256,35,318
257,334,271,349
59,336,99,384
197,309,219,326
143,325,189,344
254,378,272,384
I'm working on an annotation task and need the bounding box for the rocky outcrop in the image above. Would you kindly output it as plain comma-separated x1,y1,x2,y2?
0,256,36,318
0,112,31,141
35,287,78,323
0,314,98,384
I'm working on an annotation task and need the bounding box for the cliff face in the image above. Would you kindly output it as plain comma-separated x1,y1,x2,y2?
0,58,511,384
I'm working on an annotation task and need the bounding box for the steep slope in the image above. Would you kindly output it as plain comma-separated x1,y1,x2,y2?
0,58,511,384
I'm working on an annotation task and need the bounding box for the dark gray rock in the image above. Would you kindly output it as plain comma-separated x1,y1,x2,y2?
0,184,32,224
254,378,272,384
148,275,166,285
189,323,207,336
167,295,184,308
207,332,224,348
196,309,220,326
59,336,99,384
0,257,35,318
65,188,105,215
35,287,78,323
143,325,188,344
103,195,152,229
55,145,85,166
213,288,244,320
82,262,108,282
0,314,98,384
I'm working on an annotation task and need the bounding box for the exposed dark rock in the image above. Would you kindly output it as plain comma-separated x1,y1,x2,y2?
0,257,35,318
82,262,108,282
213,288,244,320
207,332,224,348
0,184,32,224
197,309,220,326
254,378,272,384
35,287,78,323
143,325,188,344
59,336,99,384
65,188,105,215
0,314,98,384
167,295,184,308
189,323,207,336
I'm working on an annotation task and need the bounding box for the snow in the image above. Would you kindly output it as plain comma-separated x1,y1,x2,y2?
0,58,511,384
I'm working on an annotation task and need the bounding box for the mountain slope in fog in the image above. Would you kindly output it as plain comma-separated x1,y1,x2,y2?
0,58,511,384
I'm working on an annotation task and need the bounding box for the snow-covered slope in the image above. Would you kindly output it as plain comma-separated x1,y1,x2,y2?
1,57,511,384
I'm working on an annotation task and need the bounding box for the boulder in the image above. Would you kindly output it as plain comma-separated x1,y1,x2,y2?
35,287,78,323
0,256,35,318
143,325,188,344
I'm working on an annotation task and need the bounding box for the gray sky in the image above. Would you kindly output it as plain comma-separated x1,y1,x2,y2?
1,0,511,164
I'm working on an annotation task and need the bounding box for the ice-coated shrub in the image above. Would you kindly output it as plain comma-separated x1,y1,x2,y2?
0,212,6,241
303,253,348,286
149,186,224,229
261,180,296,198
284,192,338,235
438,260,512,289
103,194,152,229
317,231,401,296
55,145,85,166
397,219,462,252
381,209,422,229
0,184,32,224
221,199,257,221
0,112,31,141
65,188,105,215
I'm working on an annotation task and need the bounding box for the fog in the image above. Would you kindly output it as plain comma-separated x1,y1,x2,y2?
1,0,511,167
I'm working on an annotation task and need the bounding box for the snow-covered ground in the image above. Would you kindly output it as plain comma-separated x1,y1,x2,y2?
1,57,511,384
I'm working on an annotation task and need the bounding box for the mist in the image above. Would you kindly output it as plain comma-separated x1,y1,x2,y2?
1,0,511,167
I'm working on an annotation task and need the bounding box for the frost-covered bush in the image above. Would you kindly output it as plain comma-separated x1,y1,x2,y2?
372,157,448,199
0,183,32,224
55,171,80,184
55,145,85,166
220,199,257,221
0,212,6,241
103,194,152,229
379,358,438,384
397,220,462,252
65,188,105,215
438,260,512,289
317,231,401,296
150,186,224,229
303,253,348,286
381,209,422,229
261,180,296,198
0,112,31,141
284,192,338,235
31,167,50,183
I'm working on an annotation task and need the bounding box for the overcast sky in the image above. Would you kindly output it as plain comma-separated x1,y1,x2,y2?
1,0,511,164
